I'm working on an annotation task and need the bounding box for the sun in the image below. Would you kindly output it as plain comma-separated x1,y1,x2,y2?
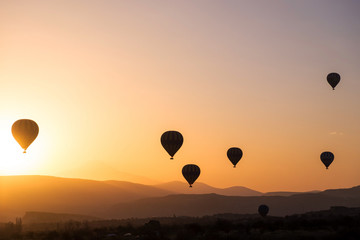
0,118,44,175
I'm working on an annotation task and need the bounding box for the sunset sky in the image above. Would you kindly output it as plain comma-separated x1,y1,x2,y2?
1,1,360,192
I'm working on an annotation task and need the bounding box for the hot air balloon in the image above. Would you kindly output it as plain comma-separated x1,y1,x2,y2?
227,147,243,168
327,72,340,90
161,131,183,159
320,151,334,169
12,119,39,153
258,204,269,217
182,164,200,187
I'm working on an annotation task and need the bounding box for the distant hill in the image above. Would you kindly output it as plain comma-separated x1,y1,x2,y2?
319,186,360,198
154,181,262,196
263,190,320,197
0,176,263,221
109,186,360,219
0,175,172,220
1,175,359,222
22,211,100,224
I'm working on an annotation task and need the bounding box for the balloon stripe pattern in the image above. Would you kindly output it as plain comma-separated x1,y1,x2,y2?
227,147,243,167
182,164,200,187
12,119,39,153
320,151,334,169
161,131,183,159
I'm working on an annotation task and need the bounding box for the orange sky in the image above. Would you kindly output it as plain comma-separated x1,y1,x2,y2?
1,1,360,192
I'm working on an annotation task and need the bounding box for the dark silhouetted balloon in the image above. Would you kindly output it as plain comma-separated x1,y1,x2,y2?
161,131,183,159
12,119,39,153
182,164,200,187
327,72,340,90
258,204,269,217
227,147,243,168
320,151,334,169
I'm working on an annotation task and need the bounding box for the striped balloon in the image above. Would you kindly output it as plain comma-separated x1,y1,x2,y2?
182,164,200,187
12,119,39,153
161,131,183,160
320,151,334,169
227,147,243,168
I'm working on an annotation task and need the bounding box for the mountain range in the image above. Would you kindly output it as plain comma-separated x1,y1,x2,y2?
109,186,360,218
1,175,359,222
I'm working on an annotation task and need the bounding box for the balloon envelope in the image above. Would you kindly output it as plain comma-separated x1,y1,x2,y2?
12,119,39,153
227,147,243,167
320,151,334,169
258,204,269,217
327,72,340,90
182,164,200,187
161,131,183,159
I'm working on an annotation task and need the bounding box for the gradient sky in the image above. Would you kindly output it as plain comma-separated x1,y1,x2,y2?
1,0,360,192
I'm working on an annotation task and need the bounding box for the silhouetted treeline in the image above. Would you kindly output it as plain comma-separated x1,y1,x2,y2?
1,207,360,240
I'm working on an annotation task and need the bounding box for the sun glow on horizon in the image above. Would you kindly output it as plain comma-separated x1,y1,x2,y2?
0,1,359,192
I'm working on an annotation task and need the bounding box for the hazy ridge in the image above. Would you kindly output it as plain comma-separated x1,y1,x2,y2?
154,181,263,196
0,175,172,220
22,211,101,224
1,175,359,222
109,186,360,218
